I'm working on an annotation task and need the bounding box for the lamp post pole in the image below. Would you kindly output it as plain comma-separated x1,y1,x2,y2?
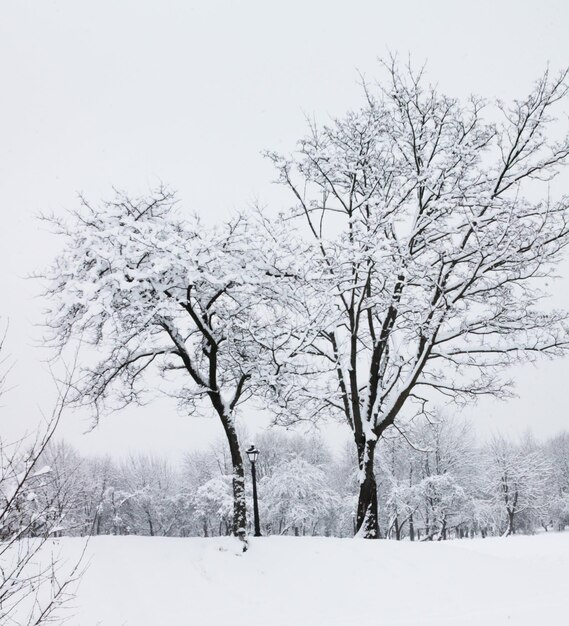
246,445,261,537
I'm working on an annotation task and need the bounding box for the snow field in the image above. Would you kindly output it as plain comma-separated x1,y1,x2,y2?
49,532,569,626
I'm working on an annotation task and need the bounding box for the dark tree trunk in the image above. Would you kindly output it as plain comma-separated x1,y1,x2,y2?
393,515,400,540
506,509,516,536
211,393,248,544
394,517,403,540
227,430,247,537
355,438,380,538
409,514,415,542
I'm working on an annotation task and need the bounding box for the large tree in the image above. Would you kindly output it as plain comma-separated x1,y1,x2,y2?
43,189,305,542
268,61,569,537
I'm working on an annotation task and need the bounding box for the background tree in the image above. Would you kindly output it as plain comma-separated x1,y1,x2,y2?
2,424,567,543
35,440,89,536
116,454,185,537
268,61,569,537
261,455,340,536
377,434,417,540
545,432,569,530
483,433,552,536
192,475,234,537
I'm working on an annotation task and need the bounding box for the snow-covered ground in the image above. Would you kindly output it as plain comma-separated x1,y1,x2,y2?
45,533,569,625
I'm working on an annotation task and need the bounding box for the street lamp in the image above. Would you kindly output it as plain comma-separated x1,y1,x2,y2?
246,444,261,537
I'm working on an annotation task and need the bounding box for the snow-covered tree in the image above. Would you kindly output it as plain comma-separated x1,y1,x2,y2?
117,454,185,537
43,188,307,542
253,429,333,480
414,418,478,539
193,475,234,537
268,60,569,537
545,432,569,530
82,455,118,535
377,434,417,540
34,440,89,536
483,434,552,535
181,447,228,536
376,416,479,540
261,456,340,535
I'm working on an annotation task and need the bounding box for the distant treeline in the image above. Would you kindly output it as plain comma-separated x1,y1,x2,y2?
3,417,569,541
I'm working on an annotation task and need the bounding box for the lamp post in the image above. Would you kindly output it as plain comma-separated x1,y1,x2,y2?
246,444,261,537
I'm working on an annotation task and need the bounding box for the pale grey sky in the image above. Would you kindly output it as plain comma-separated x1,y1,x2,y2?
1,0,568,458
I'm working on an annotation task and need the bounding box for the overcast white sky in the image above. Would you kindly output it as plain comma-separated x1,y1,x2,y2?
1,0,569,459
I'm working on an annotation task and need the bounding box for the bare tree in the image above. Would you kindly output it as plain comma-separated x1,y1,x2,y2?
268,60,569,537
0,323,83,625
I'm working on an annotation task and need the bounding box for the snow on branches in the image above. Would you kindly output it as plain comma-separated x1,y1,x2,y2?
42,187,311,538
268,60,569,537
43,188,304,416
40,60,569,541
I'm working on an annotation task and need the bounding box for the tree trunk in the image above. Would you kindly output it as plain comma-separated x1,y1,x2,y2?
227,432,247,538
212,395,248,546
393,515,401,540
409,514,415,542
506,509,515,536
355,438,380,538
